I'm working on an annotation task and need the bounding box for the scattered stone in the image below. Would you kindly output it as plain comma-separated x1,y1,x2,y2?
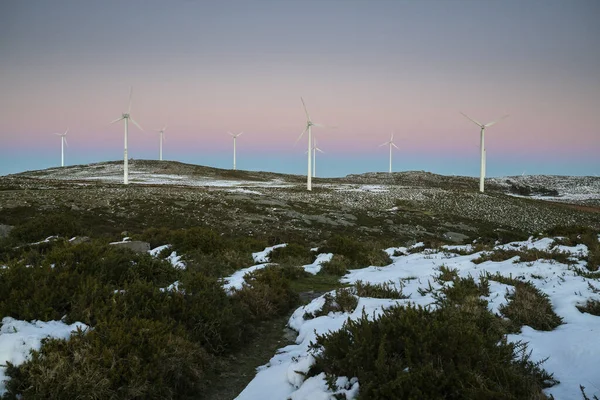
443,232,470,243
110,241,151,253
0,224,13,238
69,236,90,245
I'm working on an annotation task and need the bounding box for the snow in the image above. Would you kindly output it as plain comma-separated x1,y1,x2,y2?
222,244,288,293
148,245,185,269
166,251,185,269
252,244,287,263
149,244,171,257
302,253,333,275
0,317,87,395
237,239,600,399
227,188,264,195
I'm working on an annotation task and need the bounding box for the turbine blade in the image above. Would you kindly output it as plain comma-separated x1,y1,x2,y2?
162,124,168,132
64,128,69,135
237,131,243,137
111,116,124,124
128,86,133,114
300,97,311,121
294,127,307,146
64,137,69,147
228,131,234,136
54,132,62,136
484,115,509,128
130,117,143,131
316,147,324,153
392,143,399,149
379,141,390,147
460,112,483,127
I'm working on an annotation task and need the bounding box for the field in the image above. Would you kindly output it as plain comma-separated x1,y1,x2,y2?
0,160,599,399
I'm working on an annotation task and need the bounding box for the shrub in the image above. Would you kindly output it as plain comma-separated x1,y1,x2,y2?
500,283,563,332
354,281,408,299
269,243,313,265
576,299,600,316
3,319,213,400
320,254,351,276
232,266,299,322
306,288,358,319
435,265,458,282
309,302,556,399
8,211,85,244
322,235,391,268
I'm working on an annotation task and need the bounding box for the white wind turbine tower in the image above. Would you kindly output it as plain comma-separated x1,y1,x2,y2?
306,137,324,178
379,132,399,173
460,112,508,193
154,125,167,161
54,128,68,167
296,98,331,191
228,131,243,170
110,87,143,184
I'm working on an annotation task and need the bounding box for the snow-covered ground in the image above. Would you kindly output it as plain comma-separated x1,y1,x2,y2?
0,318,87,394
236,237,600,400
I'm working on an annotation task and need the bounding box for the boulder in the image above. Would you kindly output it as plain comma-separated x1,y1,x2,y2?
0,224,13,239
443,232,470,244
69,236,90,245
110,240,151,253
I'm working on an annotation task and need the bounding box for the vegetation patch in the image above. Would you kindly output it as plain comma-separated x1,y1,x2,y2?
472,247,573,265
576,299,600,316
354,281,408,299
305,288,358,319
309,297,555,399
321,235,391,268
319,254,351,276
499,283,563,332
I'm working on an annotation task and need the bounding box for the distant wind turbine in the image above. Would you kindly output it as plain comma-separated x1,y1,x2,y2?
379,132,399,173
228,131,243,170
460,112,509,193
154,125,167,161
295,98,332,191
54,128,68,167
306,138,324,178
110,87,143,184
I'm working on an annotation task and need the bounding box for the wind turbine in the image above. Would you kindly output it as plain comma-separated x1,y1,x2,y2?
154,125,167,161
306,138,324,178
228,131,243,170
460,112,508,193
54,128,68,167
295,98,331,191
110,87,143,184
379,132,399,173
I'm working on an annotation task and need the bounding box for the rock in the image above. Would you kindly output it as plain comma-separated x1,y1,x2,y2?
443,231,470,243
110,240,150,253
0,224,14,238
70,236,90,245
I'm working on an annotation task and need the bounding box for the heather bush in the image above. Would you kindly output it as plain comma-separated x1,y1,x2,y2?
500,282,563,332
309,278,556,399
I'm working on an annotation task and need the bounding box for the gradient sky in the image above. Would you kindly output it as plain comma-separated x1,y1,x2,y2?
1,0,599,177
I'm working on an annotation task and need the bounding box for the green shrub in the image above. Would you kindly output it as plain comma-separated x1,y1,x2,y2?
233,266,299,322
322,235,391,268
576,299,600,316
309,302,556,399
8,212,85,244
354,281,408,299
500,283,563,332
306,288,358,319
3,319,213,400
435,265,458,282
269,243,313,265
320,254,351,276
